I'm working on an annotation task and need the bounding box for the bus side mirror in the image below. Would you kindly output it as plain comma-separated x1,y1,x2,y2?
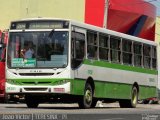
0,48,6,62
1,58,5,62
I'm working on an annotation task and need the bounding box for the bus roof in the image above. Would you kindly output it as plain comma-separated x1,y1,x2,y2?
70,20,157,46
10,17,70,22
10,18,157,46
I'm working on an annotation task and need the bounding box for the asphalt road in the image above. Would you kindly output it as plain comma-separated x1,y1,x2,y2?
0,103,160,120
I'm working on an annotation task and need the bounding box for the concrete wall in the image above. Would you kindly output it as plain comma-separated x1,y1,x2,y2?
0,0,85,29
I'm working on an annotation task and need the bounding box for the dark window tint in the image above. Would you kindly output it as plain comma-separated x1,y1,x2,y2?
99,34,109,61
133,42,142,67
110,36,121,63
87,31,98,59
143,44,151,68
122,40,132,65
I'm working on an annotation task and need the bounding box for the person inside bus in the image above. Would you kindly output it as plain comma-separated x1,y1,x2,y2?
20,41,34,59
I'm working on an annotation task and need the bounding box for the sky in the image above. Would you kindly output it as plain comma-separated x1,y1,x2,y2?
145,0,160,16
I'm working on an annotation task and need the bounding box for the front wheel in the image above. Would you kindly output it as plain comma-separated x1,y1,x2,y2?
25,95,39,108
78,83,93,109
91,99,97,108
119,87,138,108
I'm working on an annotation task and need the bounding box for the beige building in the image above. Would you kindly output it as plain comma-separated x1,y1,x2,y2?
0,0,85,29
155,17,160,95
156,17,160,42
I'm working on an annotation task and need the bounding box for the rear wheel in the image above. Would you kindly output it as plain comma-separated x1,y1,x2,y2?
78,83,93,109
119,87,138,108
25,95,39,108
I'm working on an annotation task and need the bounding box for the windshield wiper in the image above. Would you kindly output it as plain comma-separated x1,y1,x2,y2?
48,29,55,38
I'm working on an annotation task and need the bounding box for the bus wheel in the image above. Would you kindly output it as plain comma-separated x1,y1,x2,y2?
4,94,9,103
91,99,97,108
25,95,39,108
78,83,93,109
119,87,138,108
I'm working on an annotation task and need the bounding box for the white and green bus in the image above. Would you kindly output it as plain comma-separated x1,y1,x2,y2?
6,18,158,108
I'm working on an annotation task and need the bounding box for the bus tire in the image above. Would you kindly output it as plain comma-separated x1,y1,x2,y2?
25,95,39,108
4,94,9,103
78,83,93,109
119,87,138,108
91,99,97,108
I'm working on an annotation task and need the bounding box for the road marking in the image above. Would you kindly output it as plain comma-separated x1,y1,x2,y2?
100,118,124,120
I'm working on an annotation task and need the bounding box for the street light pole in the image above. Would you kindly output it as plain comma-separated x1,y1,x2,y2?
103,0,109,29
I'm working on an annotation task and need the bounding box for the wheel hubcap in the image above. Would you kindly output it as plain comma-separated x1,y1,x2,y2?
85,90,92,103
132,89,137,105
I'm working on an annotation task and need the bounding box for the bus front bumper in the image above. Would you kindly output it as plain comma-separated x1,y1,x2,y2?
5,82,71,94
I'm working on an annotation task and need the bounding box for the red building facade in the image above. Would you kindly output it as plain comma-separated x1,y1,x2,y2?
85,0,156,41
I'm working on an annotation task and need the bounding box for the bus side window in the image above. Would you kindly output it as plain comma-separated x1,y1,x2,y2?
133,42,142,67
87,31,98,59
110,36,121,63
99,33,109,61
152,46,157,69
71,32,85,68
122,39,132,65
143,44,151,68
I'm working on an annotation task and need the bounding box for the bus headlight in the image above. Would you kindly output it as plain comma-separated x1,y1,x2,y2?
7,79,16,84
7,79,13,84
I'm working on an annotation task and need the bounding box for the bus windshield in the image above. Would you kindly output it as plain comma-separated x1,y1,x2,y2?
7,31,68,68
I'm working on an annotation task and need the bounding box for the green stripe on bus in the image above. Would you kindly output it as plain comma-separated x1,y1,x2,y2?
7,78,67,86
7,78,157,99
71,79,157,99
83,59,158,75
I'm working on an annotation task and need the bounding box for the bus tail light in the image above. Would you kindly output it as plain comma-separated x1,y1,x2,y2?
54,88,65,93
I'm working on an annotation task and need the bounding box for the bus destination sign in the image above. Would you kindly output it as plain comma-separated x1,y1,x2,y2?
10,20,69,30
29,22,63,29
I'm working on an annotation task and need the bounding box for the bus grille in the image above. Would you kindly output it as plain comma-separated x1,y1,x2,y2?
24,88,48,91
19,73,54,76
22,82,51,85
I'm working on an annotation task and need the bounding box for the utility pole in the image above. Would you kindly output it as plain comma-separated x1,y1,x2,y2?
103,0,109,29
